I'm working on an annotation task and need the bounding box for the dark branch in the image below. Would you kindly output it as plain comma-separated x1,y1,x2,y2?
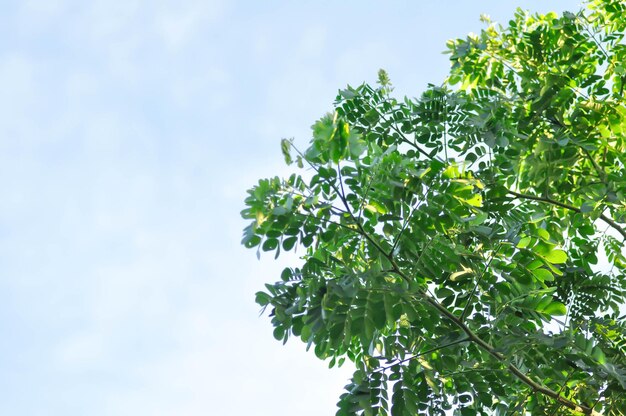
287,139,604,415
460,243,501,321
375,337,470,373
507,189,626,240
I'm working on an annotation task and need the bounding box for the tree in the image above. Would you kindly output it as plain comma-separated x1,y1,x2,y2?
241,1,626,414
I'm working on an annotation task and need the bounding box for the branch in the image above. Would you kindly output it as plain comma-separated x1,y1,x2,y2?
366,98,444,163
578,14,611,63
546,116,608,185
418,294,602,416
390,195,423,255
375,337,469,373
548,372,575,416
289,142,603,415
581,147,608,183
335,187,603,415
340,206,601,414
460,243,501,321
507,189,626,240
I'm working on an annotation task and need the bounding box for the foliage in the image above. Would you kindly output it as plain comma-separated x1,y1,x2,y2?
242,1,626,414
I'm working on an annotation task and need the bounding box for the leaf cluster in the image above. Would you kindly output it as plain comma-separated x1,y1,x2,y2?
242,1,626,414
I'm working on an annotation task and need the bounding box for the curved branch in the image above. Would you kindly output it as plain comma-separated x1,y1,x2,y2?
332,183,602,415
460,243,501,321
581,147,608,183
507,189,626,240
419,296,601,415
360,94,445,163
292,141,604,415
375,337,470,373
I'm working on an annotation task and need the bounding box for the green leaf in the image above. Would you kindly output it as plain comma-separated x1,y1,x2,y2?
539,301,566,316
255,291,272,306
273,326,285,341
543,249,567,264
449,269,472,281
531,268,554,282
280,267,293,281
262,238,279,251
536,228,550,242
580,201,594,213
282,236,298,251
281,138,293,165
339,89,357,99
242,4,626,413
591,346,606,365
517,236,532,248
365,200,387,214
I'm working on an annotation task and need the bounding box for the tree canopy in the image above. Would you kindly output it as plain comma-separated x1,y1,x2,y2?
242,1,626,414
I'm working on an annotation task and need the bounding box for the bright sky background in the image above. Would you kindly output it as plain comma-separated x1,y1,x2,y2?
0,1,583,415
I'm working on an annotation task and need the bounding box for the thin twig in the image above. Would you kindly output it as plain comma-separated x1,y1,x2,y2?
390,196,423,255
507,189,626,240
374,337,469,373
286,132,604,416
547,372,574,416
460,243,502,321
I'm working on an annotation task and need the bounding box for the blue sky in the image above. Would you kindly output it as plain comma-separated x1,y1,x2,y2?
0,1,582,414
